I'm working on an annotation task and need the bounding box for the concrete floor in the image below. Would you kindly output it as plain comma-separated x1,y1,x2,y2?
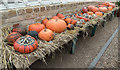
30,17,119,68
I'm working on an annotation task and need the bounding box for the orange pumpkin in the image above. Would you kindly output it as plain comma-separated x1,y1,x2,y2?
99,7,108,13
28,23,45,33
64,18,72,24
46,19,66,33
92,7,99,13
38,29,54,41
108,7,113,11
95,12,103,16
71,19,77,25
109,3,115,8
51,16,59,19
88,5,95,11
103,2,110,6
57,13,65,19
42,18,49,25
87,12,93,15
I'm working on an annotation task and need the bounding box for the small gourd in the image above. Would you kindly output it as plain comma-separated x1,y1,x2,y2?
67,24,74,30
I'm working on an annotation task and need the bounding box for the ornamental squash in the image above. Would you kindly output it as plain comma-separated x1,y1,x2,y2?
12,24,27,35
67,24,74,30
82,7,88,13
38,29,54,41
14,35,38,53
28,31,38,40
6,32,22,44
46,19,66,33
28,23,45,33
71,19,77,25
64,18,72,24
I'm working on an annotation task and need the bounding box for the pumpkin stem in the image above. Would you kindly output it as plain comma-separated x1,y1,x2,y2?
56,12,59,15
47,18,50,20
44,28,46,32
56,19,58,21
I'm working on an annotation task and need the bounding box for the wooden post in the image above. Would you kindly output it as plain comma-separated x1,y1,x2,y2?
71,37,77,54
91,25,97,37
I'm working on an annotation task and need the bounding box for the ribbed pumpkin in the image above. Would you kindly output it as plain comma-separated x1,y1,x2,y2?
95,12,103,16
64,18,72,24
99,7,108,13
14,35,38,53
38,29,54,41
46,19,66,33
42,18,49,25
6,32,22,44
12,24,27,35
88,5,95,11
103,2,110,6
51,16,59,19
92,7,99,13
108,7,113,11
28,23,45,33
109,3,115,8
56,13,65,19
87,12,93,15
98,5,106,7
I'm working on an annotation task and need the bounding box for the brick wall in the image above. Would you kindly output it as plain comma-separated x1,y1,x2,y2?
0,2,102,28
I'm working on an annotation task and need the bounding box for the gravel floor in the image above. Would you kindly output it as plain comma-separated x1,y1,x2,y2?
95,33,118,68
30,17,119,68
95,17,119,68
